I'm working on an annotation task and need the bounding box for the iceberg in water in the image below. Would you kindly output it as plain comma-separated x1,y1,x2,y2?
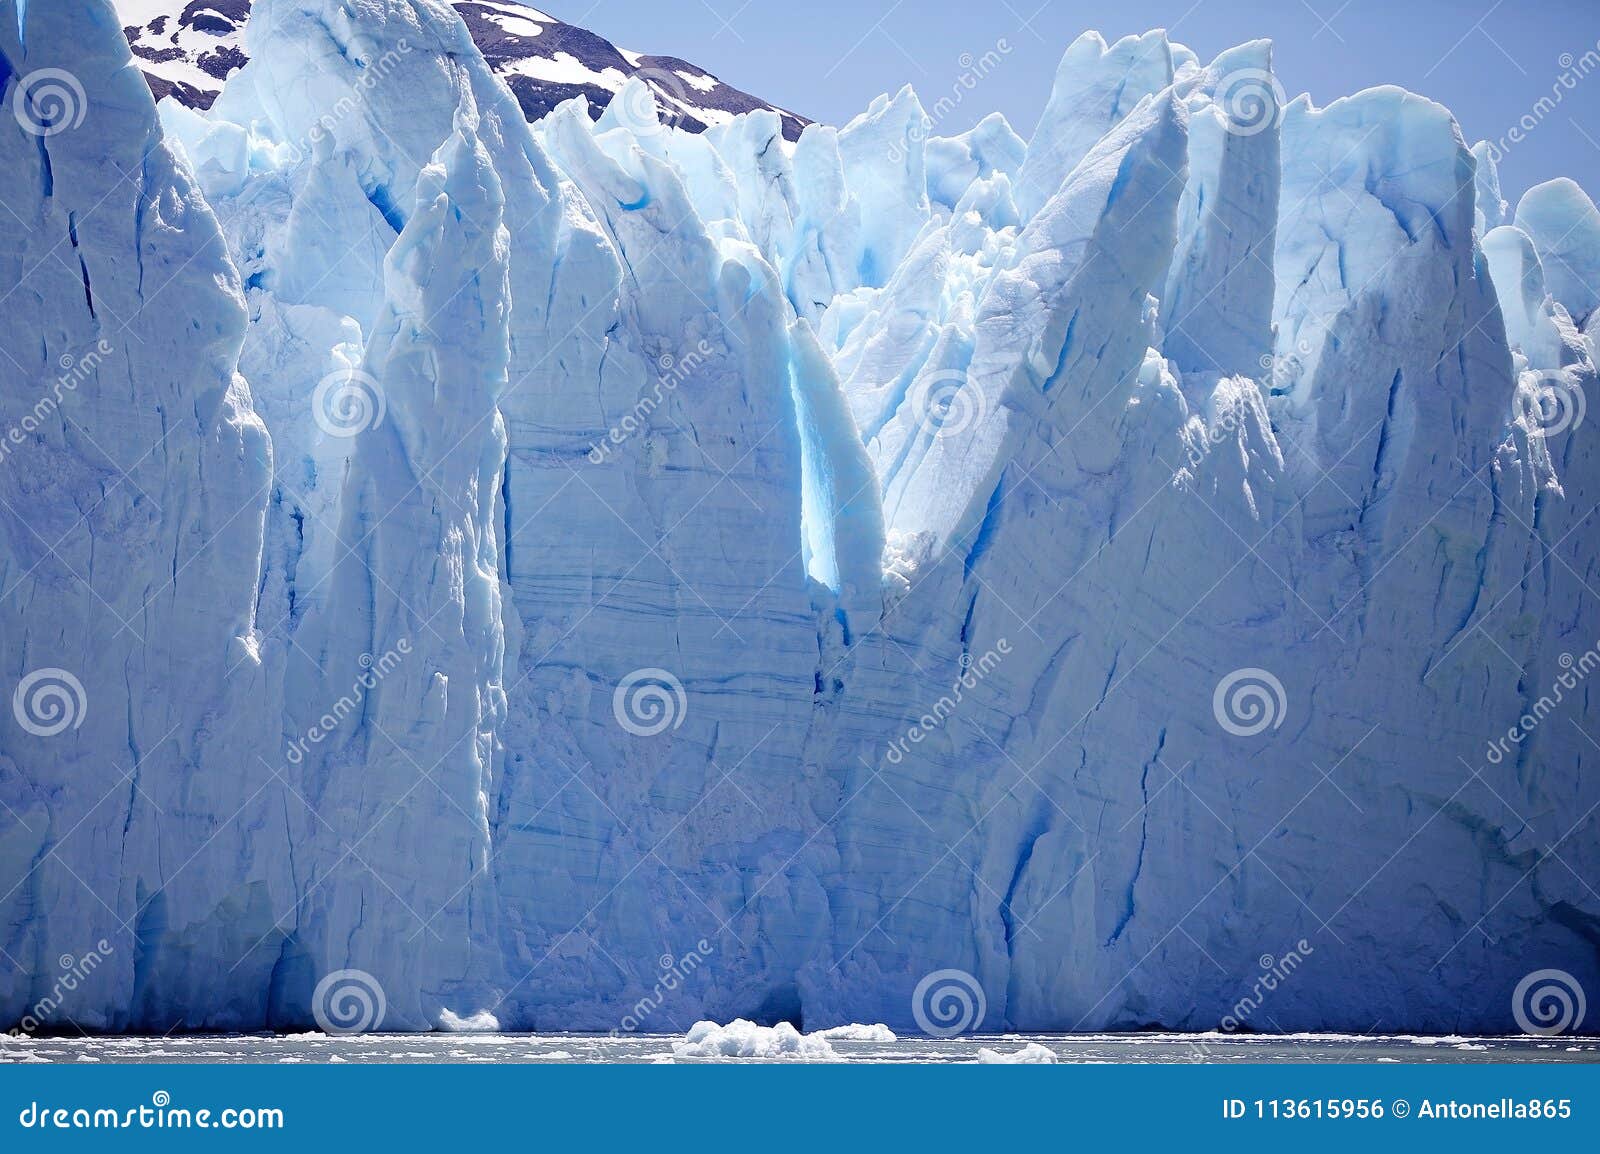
0,0,1597,1039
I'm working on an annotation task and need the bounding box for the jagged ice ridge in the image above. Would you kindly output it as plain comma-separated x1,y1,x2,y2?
2,0,1599,1035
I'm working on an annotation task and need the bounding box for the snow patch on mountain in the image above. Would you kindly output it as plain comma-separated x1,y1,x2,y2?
115,0,810,137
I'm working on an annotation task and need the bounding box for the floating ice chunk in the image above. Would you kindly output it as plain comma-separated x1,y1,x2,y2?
813,1023,898,1041
976,1043,1059,1063
673,1020,839,1060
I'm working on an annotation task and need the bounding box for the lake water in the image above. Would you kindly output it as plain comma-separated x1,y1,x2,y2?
4,1033,1597,1064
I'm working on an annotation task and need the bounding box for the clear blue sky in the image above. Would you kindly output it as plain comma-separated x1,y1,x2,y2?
556,0,1600,205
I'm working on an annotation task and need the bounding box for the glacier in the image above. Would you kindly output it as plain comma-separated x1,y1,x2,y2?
1,0,1598,1036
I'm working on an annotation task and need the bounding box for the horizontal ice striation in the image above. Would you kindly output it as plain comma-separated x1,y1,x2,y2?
3,0,1599,1036
483,91,861,1028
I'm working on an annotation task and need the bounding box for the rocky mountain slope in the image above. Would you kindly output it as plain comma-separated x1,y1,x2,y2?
117,0,809,136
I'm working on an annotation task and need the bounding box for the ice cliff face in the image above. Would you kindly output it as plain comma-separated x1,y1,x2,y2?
0,0,278,1026
2,0,1598,1036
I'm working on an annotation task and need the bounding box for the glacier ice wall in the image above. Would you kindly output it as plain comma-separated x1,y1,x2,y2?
2,0,1598,1035
0,0,281,1028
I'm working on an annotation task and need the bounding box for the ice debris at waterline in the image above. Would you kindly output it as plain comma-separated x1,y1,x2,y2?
2,0,1598,1037
672,1020,840,1061
977,1043,1060,1064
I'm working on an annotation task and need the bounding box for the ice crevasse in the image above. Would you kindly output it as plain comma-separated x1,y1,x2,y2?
1,0,1598,1035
